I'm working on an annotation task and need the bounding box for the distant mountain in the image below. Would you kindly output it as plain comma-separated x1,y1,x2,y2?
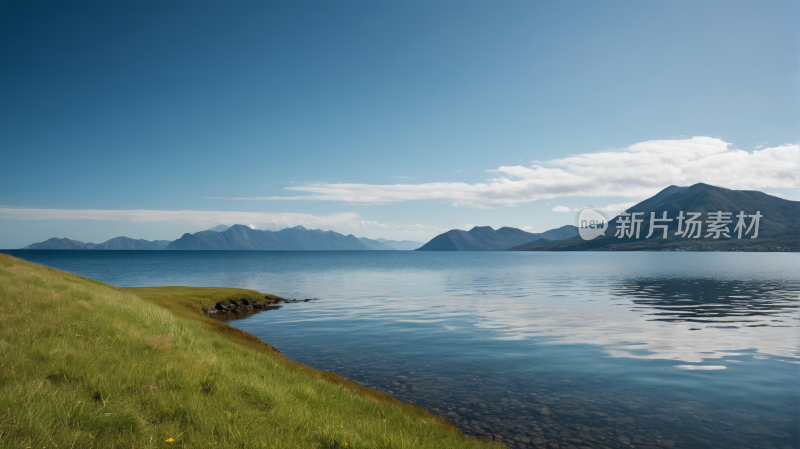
415,225,579,251
513,183,799,251
20,225,425,251
166,225,390,250
22,238,96,250
91,237,171,250
23,236,168,250
506,238,551,251
376,238,424,251
357,238,396,250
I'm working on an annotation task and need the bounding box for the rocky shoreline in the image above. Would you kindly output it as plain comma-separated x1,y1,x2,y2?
202,295,321,320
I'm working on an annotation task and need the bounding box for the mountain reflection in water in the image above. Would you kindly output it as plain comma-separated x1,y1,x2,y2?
5,250,798,449
613,278,799,324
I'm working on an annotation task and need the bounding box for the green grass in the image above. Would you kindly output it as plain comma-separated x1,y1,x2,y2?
0,254,495,449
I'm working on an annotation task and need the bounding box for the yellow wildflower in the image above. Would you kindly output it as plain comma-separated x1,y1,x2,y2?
165,437,175,443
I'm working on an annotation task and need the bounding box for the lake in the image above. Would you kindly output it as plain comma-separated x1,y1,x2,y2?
4,250,798,449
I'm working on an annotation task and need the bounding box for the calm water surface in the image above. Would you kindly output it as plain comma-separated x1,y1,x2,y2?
5,250,799,449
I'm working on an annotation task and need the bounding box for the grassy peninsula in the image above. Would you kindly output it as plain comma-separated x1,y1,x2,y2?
0,254,494,448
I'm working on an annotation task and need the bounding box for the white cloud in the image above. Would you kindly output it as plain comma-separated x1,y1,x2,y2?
0,207,449,242
0,207,447,240
0,208,362,229
220,137,799,207
596,202,638,212
552,202,636,214
765,192,788,199
0,208,448,244
344,219,442,231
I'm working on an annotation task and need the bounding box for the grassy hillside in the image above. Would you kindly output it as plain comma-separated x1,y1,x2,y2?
0,253,494,448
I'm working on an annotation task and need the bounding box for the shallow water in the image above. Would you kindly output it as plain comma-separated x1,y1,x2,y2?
5,250,799,449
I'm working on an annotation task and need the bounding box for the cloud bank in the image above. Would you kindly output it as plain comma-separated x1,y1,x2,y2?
0,208,443,239
0,208,360,229
552,202,638,213
226,137,799,207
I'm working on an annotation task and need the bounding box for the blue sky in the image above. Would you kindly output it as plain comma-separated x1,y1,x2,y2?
1,0,798,248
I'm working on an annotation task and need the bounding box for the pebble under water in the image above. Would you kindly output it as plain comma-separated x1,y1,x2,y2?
6,250,798,449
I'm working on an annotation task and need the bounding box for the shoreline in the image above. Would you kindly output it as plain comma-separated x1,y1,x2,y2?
125,287,505,445
0,254,493,448
192,285,800,449
4,253,797,448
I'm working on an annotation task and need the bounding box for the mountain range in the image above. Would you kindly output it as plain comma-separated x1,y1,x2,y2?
510,183,799,251
23,237,171,250
18,184,797,252
374,238,423,251
166,225,409,250
21,226,423,251
415,224,579,251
